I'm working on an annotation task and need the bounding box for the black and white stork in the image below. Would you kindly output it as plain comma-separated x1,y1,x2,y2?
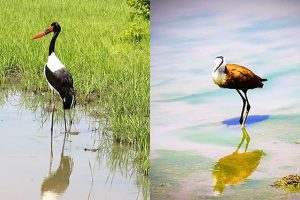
32,22,75,132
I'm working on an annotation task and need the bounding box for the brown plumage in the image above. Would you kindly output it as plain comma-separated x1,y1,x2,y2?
212,56,267,126
222,64,266,90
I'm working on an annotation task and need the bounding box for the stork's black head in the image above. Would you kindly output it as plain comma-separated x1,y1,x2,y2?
50,22,61,33
32,22,61,40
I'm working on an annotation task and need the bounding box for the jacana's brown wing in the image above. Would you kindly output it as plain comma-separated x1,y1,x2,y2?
225,64,264,90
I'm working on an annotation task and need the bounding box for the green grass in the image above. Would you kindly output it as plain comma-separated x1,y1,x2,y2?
0,0,149,175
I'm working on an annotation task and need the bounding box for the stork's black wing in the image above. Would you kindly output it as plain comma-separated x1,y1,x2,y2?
45,65,76,109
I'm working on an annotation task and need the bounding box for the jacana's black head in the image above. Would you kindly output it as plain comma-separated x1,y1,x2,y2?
32,22,61,40
215,56,224,64
214,56,226,72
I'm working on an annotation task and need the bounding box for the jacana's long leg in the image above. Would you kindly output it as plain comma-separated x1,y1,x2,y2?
236,89,246,125
243,90,251,126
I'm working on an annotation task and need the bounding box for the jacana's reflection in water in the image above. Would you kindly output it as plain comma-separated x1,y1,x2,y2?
212,127,265,194
41,132,73,200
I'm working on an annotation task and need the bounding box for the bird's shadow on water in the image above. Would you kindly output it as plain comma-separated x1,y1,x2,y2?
222,115,270,126
212,127,265,194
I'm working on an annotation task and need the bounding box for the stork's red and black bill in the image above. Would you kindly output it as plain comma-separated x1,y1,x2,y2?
32,26,54,40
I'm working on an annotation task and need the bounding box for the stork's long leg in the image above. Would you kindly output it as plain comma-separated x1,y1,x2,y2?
51,90,55,111
69,117,73,133
61,127,67,155
49,114,54,172
236,89,246,125
50,90,55,172
243,90,251,127
63,109,67,133
50,90,55,133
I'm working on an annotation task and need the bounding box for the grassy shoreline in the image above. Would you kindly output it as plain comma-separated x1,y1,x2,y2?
0,0,149,175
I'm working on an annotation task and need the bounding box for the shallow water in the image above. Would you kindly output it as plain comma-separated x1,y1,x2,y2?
151,1,300,199
0,91,146,200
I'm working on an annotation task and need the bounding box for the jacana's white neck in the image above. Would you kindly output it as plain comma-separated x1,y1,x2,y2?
213,64,226,73
212,58,227,86
213,57,226,73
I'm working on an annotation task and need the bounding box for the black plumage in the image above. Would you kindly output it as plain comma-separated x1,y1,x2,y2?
45,66,75,109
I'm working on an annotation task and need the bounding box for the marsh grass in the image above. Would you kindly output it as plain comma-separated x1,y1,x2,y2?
0,0,149,175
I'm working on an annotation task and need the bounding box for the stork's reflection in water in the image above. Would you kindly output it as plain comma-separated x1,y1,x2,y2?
41,130,73,200
212,127,265,194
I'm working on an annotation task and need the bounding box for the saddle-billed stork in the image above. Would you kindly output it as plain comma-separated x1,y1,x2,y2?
212,56,267,127
32,22,75,132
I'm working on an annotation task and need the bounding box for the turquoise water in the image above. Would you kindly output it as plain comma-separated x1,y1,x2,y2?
151,1,300,199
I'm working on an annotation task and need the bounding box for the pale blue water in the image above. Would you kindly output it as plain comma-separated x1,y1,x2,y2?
151,1,300,199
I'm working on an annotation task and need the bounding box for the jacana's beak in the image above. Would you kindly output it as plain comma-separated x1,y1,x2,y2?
32,26,54,40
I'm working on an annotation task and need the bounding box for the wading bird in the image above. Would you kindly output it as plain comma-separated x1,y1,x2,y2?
32,22,75,132
212,56,267,127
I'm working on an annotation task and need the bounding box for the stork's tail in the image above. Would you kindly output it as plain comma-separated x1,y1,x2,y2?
63,88,76,109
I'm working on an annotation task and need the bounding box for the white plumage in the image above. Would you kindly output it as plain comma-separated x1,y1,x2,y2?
212,57,227,86
47,53,64,72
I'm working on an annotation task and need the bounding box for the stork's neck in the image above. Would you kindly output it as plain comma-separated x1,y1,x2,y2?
49,31,60,56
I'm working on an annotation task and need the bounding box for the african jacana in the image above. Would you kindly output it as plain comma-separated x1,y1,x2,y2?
212,56,267,127
32,22,75,132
